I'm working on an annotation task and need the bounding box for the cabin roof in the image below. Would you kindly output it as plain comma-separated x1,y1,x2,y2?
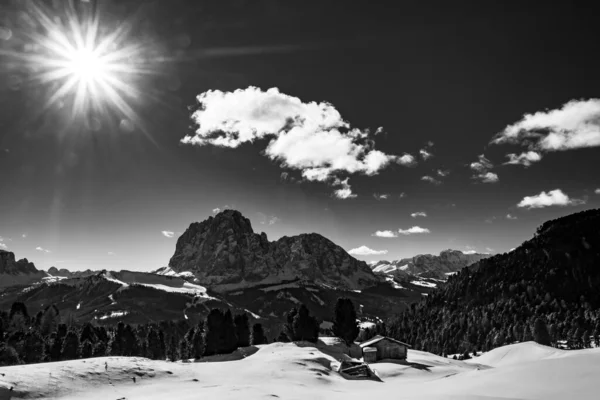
359,335,412,348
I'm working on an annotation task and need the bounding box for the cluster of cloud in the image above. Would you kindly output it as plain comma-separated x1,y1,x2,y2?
256,212,280,225
411,211,427,218
419,141,435,161
422,168,450,185
35,246,51,253
212,205,232,214
372,226,430,237
182,87,416,199
469,154,498,183
506,214,518,220
517,189,585,209
161,230,175,238
348,245,388,256
421,175,441,185
595,188,600,194
373,193,389,200
492,99,600,165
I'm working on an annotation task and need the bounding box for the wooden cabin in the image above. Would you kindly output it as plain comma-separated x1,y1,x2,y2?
359,335,411,361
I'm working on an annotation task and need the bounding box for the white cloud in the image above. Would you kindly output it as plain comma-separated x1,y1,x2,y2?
595,188,600,194
470,154,493,172
161,230,175,238
421,175,441,185
436,169,449,177
373,193,389,200
348,245,388,256
463,250,477,255
485,247,495,253
474,172,499,183
332,178,356,199
484,216,496,224
268,216,280,225
504,151,542,167
0,243,7,249
493,99,600,151
398,226,430,235
22,234,27,238
280,172,289,181
419,149,433,160
398,192,406,198
182,87,413,198
517,189,585,209
411,211,427,218
212,208,221,214
35,246,51,253
372,230,398,238
506,214,518,220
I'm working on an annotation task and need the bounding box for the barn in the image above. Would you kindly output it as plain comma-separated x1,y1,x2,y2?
359,335,411,361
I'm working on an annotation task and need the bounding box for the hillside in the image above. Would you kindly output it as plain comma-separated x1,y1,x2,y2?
386,208,600,355
1,341,599,399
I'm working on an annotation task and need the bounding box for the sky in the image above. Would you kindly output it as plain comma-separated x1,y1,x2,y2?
1,0,599,271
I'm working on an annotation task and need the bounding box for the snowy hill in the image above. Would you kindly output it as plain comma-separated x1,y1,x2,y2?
1,341,598,399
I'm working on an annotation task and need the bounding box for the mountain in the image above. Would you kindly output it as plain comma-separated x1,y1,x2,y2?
47,266,97,279
168,210,381,292
370,250,491,280
386,208,600,356
0,250,48,288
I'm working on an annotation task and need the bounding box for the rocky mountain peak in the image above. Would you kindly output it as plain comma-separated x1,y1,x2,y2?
0,250,40,275
168,210,380,292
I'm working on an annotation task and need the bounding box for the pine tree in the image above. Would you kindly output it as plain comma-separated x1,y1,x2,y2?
179,338,189,360
80,340,94,358
0,345,20,366
251,323,267,345
22,331,45,364
234,313,251,347
40,305,59,336
222,310,239,353
276,331,290,343
332,298,360,345
292,305,319,343
146,327,163,360
61,331,80,360
93,340,107,357
532,318,551,346
168,334,179,362
191,323,205,359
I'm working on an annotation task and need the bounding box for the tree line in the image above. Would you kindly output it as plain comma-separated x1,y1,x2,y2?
0,297,362,366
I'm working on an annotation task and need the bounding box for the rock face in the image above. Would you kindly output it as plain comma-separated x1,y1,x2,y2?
0,250,48,288
168,210,380,292
371,250,491,280
47,266,96,279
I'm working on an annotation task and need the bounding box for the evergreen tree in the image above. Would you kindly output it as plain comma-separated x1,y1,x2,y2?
204,309,238,356
92,340,107,357
532,318,551,346
0,345,20,366
9,302,29,320
168,334,179,362
61,331,80,360
332,298,360,345
40,305,59,336
234,313,251,347
80,323,97,345
48,334,63,361
276,331,290,343
292,305,319,343
222,310,239,352
191,324,205,359
146,327,163,360
22,331,45,364
80,340,94,359
179,338,189,360
251,323,267,345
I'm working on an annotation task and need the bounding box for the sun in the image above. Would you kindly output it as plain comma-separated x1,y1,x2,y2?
0,0,159,127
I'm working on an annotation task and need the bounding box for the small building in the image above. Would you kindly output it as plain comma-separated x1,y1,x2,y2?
359,335,411,361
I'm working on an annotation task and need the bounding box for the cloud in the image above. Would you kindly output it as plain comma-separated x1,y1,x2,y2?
595,188,600,194
517,189,585,209
182,87,414,198
474,172,499,183
419,149,433,160
22,234,27,238
436,169,449,177
212,208,221,214
485,247,495,253
108,251,116,256
492,99,600,151
372,230,398,238
421,175,441,185
161,231,175,238
268,216,280,225
398,192,406,198
506,214,518,220
348,245,388,256
411,211,427,218
398,226,430,235
463,250,477,255
0,243,7,249
373,193,389,200
332,178,356,199
35,246,51,253
470,154,493,172
504,151,542,167
280,172,289,181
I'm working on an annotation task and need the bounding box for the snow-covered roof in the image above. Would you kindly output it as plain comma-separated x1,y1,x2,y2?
359,335,411,348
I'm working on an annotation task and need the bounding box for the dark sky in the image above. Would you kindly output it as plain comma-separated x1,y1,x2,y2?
1,0,599,271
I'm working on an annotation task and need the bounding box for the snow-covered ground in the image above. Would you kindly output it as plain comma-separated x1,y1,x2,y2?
1,341,599,399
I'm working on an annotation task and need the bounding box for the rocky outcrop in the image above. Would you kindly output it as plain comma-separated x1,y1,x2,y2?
0,250,48,288
370,250,491,280
47,266,96,278
168,210,381,292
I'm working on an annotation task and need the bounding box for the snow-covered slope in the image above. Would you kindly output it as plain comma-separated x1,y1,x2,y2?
1,341,598,400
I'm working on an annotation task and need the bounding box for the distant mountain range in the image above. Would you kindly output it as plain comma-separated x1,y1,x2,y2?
369,250,491,281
